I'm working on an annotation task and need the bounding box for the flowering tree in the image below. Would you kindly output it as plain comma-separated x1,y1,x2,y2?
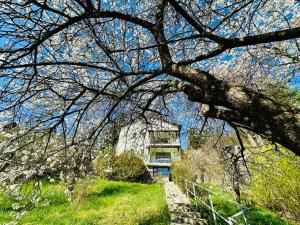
0,0,299,170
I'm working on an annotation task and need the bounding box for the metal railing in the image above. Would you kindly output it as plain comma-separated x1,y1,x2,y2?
151,139,172,143
152,158,171,163
149,141,180,145
175,177,249,225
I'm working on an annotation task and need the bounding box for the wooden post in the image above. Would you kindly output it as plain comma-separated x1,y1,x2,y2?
209,194,217,225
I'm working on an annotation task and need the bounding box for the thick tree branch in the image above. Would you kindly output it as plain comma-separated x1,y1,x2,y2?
153,0,173,67
178,27,300,65
226,26,300,47
167,0,300,65
167,67,300,156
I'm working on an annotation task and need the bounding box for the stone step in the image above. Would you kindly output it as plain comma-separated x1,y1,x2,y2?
189,205,200,212
170,223,190,225
170,203,191,210
170,206,190,212
164,181,207,225
171,211,202,218
171,216,207,225
171,213,204,221
174,203,191,206
170,208,198,213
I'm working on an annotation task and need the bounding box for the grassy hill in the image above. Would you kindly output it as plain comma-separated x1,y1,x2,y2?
189,187,295,225
0,179,169,225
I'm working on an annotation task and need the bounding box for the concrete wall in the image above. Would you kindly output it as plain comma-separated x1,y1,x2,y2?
116,120,180,162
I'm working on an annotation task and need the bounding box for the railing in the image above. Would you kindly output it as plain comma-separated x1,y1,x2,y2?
151,139,172,143
175,177,249,225
151,158,171,163
149,140,180,145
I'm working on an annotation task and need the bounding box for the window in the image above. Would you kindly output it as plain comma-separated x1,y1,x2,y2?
155,152,171,163
156,152,171,159
149,131,177,143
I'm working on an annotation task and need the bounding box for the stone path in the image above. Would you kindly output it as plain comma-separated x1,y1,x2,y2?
164,181,207,225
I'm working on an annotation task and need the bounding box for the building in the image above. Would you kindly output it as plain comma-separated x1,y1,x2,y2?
116,119,181,176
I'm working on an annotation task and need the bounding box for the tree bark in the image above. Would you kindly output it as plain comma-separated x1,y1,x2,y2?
167,64,300,156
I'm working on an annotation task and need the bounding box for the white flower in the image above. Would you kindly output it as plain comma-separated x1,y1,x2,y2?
49,178,55,183
8,184,19,192
11,203,21,210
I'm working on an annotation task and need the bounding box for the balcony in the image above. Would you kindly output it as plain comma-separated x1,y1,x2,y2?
151,158,171,164
148,131,180,147
146,152,172,168
146,159,171,168
148,138,180,147
151,138,173,144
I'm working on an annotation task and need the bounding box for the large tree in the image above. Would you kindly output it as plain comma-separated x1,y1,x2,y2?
0,0,299,160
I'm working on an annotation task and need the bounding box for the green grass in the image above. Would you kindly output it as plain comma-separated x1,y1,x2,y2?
0,179,169,225
190,187,295,225
245,205,294,225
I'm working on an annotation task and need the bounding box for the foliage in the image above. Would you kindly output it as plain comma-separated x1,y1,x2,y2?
188,128,206,149
0,179,169,225
0,129,95,196
92,147,117,179
191,197,293,225
263,80,300,108
172,137,224,185
189,183,294,225
172,155,197,184
245,146,300,222
99,120,125,153
221,145,250,203
0,0,300,186
246,205,294,225
92,156,110,179
109,153,152,183
174,130,300,223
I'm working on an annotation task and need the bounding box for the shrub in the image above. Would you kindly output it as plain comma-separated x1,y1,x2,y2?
172,157,197,186
109,153,152,183
172,148,224,187
245,146,300,222
93,157,110,179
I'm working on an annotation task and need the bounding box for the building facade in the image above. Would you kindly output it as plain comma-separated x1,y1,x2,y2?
116,119,181,175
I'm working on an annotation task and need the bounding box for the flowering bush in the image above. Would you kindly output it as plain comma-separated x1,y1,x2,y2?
0,128,94,188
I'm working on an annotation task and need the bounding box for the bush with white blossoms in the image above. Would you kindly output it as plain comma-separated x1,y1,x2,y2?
0,124,100,222
0,130,94,183
0,125,100,209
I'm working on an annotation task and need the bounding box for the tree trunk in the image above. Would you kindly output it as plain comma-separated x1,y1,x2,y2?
167,64,300,156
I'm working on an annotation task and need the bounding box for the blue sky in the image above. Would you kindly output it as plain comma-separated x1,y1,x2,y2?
0,2,299,150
